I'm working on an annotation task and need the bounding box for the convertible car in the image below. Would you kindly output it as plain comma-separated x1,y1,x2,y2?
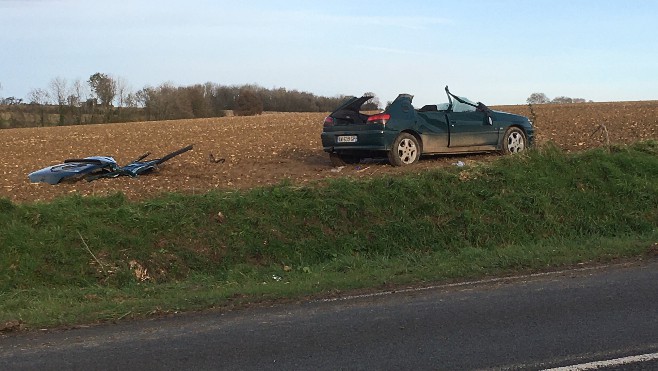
321,86,534,166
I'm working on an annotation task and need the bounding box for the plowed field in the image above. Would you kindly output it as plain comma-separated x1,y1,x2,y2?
1,101,656,203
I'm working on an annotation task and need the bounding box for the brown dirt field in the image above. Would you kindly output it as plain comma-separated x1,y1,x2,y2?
1,101,656,203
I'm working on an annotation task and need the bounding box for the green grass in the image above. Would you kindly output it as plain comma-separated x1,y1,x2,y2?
1,141,657,329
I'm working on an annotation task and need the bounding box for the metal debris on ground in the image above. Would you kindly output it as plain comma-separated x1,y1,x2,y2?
209,153,226,163
28,144,193,185
330,166,345,173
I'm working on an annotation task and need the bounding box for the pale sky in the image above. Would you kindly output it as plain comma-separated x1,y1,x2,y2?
1,0,657,107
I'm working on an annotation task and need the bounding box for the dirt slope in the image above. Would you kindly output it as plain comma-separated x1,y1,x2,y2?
1,101,656,203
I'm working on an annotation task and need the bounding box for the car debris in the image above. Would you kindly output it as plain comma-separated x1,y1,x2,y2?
28,144,193,185
208,153,226,163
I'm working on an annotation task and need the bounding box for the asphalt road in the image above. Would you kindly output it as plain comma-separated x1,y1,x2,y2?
1,260,657,370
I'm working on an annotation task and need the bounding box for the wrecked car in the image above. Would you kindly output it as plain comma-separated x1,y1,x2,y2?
321,86,534,166
28,144,193,184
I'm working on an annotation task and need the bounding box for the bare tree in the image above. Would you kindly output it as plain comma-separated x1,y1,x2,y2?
526,92,550,104
124,92,138,108
67,79,89,124
48,77,70,125
28,88,50,105
27,88,50,126
68,78,87,107
114,76,131,108
49,77,69,105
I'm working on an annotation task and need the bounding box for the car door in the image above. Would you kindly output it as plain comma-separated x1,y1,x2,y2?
447,102,499,147
415,106,450,153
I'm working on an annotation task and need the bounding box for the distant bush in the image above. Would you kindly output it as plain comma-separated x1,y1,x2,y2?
234,89,264,116
527,92,591,104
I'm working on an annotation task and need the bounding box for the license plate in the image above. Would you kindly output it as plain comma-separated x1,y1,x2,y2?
336,135,357,143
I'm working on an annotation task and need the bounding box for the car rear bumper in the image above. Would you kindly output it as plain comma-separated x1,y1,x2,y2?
321,129,397,153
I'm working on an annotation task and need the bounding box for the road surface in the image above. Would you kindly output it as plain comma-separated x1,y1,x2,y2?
1,260,657,370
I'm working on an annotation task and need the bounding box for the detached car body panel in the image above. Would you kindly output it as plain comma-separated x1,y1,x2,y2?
321,87,534,166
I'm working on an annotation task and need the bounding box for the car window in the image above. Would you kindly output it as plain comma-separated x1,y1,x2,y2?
452,97,477,112
436,103,450,111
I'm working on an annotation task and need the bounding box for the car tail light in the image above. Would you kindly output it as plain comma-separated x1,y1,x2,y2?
323,116,334,127
367,113,390,125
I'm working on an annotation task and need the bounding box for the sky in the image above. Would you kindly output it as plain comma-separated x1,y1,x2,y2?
1,0,657,107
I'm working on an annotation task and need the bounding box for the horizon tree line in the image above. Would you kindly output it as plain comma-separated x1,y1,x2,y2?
0,74,381,123
526,92,592,104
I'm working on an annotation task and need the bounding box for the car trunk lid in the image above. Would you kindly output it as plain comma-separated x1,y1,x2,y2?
325,95,373,127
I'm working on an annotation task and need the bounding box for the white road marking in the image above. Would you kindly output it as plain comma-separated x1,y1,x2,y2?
316,264,616,303
543,352,658,370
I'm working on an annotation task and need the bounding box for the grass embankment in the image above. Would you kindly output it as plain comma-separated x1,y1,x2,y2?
1,142,657,330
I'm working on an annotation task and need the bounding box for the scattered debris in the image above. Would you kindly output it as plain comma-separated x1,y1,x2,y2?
28,144,193,185
129,260,150,281
356,166,370,172
330,166,345,173
452,161,466,167
209,153,226,163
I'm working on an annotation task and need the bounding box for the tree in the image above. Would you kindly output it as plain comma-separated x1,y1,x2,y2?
27,88,50,126
49,77,68,106
114,76,131,108
49,77,70,125
68,79,87,106
185,84,213,118
88,73,116,107
234,88,263,116
362,92,381,110
551,96,573,104
526,92,550,104
1,97,22,105
68,79,88,124
28,88,50,105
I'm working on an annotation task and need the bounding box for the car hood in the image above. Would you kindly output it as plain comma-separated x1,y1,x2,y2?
28,156,118,185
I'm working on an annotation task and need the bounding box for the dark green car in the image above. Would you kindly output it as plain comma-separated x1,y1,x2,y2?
321,86,534,166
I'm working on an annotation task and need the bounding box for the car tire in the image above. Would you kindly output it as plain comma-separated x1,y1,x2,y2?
501,127,527,154
329,153,360,167
388,133,420,166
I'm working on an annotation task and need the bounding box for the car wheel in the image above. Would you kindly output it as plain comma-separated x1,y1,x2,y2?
388,133,420,166
501,127,527,154
329,153,360,167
